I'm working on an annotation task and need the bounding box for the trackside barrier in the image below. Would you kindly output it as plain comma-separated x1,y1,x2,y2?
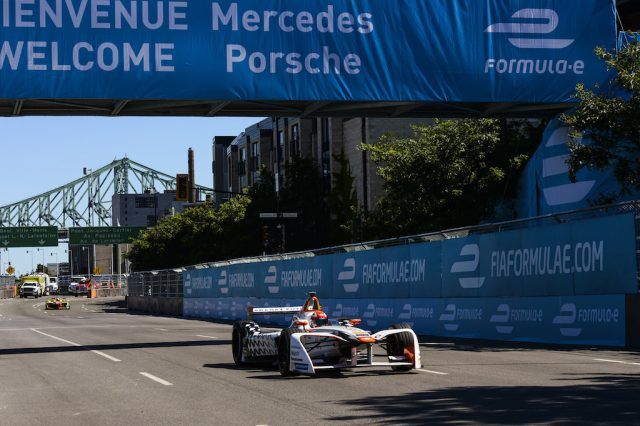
0,286,17,299
184,214,637,300
184,294,628,347
128,201,640,346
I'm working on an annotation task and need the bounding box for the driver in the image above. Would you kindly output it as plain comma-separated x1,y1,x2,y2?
309,310,328,327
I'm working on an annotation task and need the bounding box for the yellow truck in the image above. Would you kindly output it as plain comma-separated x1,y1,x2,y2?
19,273,50,298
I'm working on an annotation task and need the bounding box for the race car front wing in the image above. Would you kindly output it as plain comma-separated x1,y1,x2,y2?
287,328,421,375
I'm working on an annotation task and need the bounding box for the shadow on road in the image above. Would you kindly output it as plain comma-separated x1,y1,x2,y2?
328,373,640,424
421,337,640,357
0,338,230,356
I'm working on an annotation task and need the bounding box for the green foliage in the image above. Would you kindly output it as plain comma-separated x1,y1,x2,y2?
330,148,358,245
127,197,251,271
361,119,539,238
562,41,640,193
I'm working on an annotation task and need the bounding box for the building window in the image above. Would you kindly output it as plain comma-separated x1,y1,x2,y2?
250,142,259,172
135,196,156,209
238,148,246,176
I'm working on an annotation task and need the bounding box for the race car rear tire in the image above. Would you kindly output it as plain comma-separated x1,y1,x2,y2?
277,328,299,377
232,321,261,366
387,323,415,372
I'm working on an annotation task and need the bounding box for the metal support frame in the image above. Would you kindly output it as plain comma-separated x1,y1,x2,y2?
0,158,214,227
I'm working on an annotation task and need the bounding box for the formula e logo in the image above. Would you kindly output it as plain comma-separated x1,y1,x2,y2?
331,303,359,319
489,304,514,335
542,126,595,207
450,244,485,289
485,9,574,49
397,303,414,327
337,258,359,293
439,304,459,332
363,303,377,327
217,270,228,295
264,265,279,294
552,303,581,337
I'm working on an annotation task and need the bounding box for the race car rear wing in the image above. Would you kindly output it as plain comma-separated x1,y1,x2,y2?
247,306,302,320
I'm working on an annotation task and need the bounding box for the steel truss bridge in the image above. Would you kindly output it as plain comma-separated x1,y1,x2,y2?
0,158,213,227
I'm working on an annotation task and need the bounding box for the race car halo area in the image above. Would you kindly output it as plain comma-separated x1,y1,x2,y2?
1,295,639,425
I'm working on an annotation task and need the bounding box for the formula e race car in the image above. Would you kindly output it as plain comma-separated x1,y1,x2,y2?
45,297,71,310
231,293,421,376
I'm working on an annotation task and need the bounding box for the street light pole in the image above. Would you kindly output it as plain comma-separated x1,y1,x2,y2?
82,247,89,277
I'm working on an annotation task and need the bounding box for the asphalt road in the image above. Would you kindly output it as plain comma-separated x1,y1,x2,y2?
1,296,639,425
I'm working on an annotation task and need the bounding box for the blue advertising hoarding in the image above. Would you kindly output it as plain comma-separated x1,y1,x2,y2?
183,213,636,345
0,0,615,103
186,213,637,300
516,118,640,218
184,294,627,346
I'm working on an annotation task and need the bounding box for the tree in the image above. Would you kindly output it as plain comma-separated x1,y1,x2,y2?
330,147,358,245
127,196,251,271
361,119,539,238
562,41,640,193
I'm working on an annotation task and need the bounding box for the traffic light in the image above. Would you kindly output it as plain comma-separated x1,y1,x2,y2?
176,174,189,201
261,226,271,249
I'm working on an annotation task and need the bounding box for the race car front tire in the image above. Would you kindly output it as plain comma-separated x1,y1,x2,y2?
387,322,415,372
277,328,299,377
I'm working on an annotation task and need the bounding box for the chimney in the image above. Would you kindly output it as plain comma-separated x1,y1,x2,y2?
188,148,196,203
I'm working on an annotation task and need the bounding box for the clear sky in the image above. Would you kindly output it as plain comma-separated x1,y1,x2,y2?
0,115,261,277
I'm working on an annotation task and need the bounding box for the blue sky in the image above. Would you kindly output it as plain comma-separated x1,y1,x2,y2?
0,116,261,276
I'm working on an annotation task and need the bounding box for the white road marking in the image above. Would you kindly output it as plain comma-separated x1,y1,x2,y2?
140,372,173,386
155,328,168,332
30,328,121,362
418,368,449,375
594,358,640,366
196,335,219,339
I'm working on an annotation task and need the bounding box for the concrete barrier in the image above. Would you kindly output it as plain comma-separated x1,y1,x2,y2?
96,288,127,298
127,295,183,316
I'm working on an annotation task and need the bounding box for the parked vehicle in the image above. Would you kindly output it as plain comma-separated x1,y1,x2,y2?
46,277,59,295
19,281,41,298
68,276,86,296
69,277,92,296
19,274,49,298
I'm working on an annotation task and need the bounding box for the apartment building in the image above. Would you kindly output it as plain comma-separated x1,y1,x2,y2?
213,116,431,211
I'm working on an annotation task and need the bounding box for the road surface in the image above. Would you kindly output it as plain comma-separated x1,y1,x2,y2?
1,296,639,425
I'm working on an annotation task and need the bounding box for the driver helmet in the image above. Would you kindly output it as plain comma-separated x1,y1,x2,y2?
309,310,328,327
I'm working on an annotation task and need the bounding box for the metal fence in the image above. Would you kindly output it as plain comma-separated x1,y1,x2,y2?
1,286,16,299
129,200,640,297
127,269,184,298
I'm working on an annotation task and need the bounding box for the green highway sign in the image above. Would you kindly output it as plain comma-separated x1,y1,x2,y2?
69,227,145,245
0,227,58,248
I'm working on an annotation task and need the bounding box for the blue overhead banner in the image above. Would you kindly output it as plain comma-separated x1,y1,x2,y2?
0,0,615,103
